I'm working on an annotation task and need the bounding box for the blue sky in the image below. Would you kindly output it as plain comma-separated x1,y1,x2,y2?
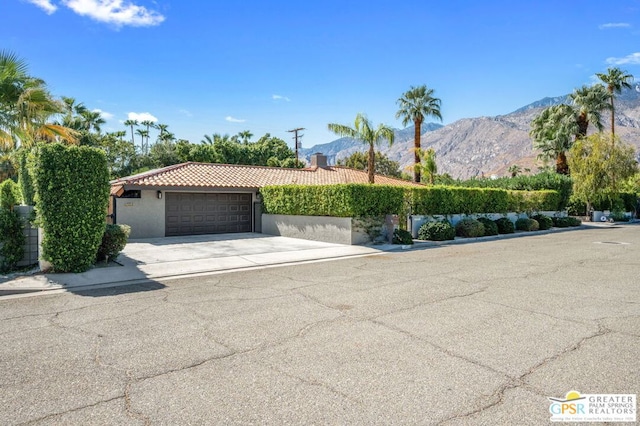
3,0,640,149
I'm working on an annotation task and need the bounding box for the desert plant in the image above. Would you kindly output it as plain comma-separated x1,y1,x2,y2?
96,224,131,262
515,218,540,231
477,217,499,236
392,228,413,245
417,220,455,241
532,214,553,230
455,218,485,238
494,217,515,234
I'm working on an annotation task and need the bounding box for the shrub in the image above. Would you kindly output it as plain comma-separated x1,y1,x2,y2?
506,190,562,212
515,218,540,231
96,224,131,261
261,184,405,217
0,179,21,210
455,218,485,238
0,208,25,272
408,186,509,215
477,217,498,236
532,214,553,230
494,217,515,234
417,220,455,241
392,229,413,245
17,148,35,206
31,144,110,273
566,217,582,227
552,217,570,228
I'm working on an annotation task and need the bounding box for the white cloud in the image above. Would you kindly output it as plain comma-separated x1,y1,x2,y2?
61,0,165,27
599,22,631,29
606,52,640,65
272,94,290,102
128,112,158,122
93,108,114,120
225,116,246,123
25,0,58,14
178,108,193,117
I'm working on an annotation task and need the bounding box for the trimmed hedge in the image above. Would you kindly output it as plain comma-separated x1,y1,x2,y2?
261,184,405,217
455,218,485,238
477,217,499,236
96,224,131,262
506,190,562,212
0,208,25,272
532,214,553,230
417,220,456,241
494,217,515,234
515,218,540,231
31,144,110,273
408,186,510,215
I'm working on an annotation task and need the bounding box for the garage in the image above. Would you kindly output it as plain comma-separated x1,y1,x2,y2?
165,192,252,236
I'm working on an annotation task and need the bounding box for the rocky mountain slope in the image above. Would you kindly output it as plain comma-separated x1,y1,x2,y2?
303,87,640,179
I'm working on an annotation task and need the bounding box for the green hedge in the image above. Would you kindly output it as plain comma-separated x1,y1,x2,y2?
408,186,510,215
0,179,22,210
262,184,563,217
506,190,562,212
261,184,405,217
31,144,110,273
0,208,25,272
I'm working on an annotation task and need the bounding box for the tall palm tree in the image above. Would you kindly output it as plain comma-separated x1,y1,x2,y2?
124,119,138,147
80,110,105,134
570,84,610,138
135,129,149,153
396,85,442,183
530,104,577,174
596,67,633,140
328,113,395,184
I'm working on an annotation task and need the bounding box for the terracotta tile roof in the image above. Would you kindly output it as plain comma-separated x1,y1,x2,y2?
111,162,422,190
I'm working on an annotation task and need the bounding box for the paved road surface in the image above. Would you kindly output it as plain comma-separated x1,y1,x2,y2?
1,225,638,424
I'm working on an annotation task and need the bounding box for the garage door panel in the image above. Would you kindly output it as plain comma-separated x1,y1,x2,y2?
165,192,252,236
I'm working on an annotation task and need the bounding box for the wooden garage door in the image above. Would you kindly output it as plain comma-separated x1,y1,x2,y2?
165,192,252,236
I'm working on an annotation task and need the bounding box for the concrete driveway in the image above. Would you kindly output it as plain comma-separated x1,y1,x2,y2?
0,225,638,424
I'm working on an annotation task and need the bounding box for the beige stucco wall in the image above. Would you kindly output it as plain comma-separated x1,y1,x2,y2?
115,190,165,239
261,214,371,245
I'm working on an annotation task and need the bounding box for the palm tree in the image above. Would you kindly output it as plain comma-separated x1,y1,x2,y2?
238,130,253,144
124,119,138,146
396,85,442,183
415,148,438,184
327,113,395,184
80,110,105,134
530,104,577,174
570,84,610,138
156,123,169,139
1,51,75,149
596,67,633,140
135,129,149,153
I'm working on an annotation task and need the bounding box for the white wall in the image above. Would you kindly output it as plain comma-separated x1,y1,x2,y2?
262,214,370,245
115,190,165,239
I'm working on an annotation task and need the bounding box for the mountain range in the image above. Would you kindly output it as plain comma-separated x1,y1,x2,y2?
301,86,640,179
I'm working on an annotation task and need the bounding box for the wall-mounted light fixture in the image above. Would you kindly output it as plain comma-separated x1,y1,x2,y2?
157,190,162,199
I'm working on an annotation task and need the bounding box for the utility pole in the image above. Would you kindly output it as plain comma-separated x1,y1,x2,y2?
287,128,305,167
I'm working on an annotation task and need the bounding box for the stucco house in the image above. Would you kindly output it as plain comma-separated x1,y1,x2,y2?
109,153,420,239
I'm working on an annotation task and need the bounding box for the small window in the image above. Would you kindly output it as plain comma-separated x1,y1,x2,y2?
120,190,141,198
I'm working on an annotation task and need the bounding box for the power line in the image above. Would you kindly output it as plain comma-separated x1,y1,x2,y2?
287,127,305,167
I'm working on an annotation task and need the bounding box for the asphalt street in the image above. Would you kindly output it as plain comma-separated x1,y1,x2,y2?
1,225,638,425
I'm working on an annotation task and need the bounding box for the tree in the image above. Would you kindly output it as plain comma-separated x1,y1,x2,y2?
396,85,442,183
328,113,394,184
0,50,76,150
337,151,402,178
567,133,637,213
414,147,438,184
135,129,149,153
238,130,253,144
124,119,138,148
570,84,610,138
529,104,577,174
596,67,633,140
508,164,522,178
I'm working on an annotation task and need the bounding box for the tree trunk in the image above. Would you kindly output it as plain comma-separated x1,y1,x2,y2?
556,151,569,175
414,119,422,183
368,143,375,184
576,114,588,139
610,96,615,144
